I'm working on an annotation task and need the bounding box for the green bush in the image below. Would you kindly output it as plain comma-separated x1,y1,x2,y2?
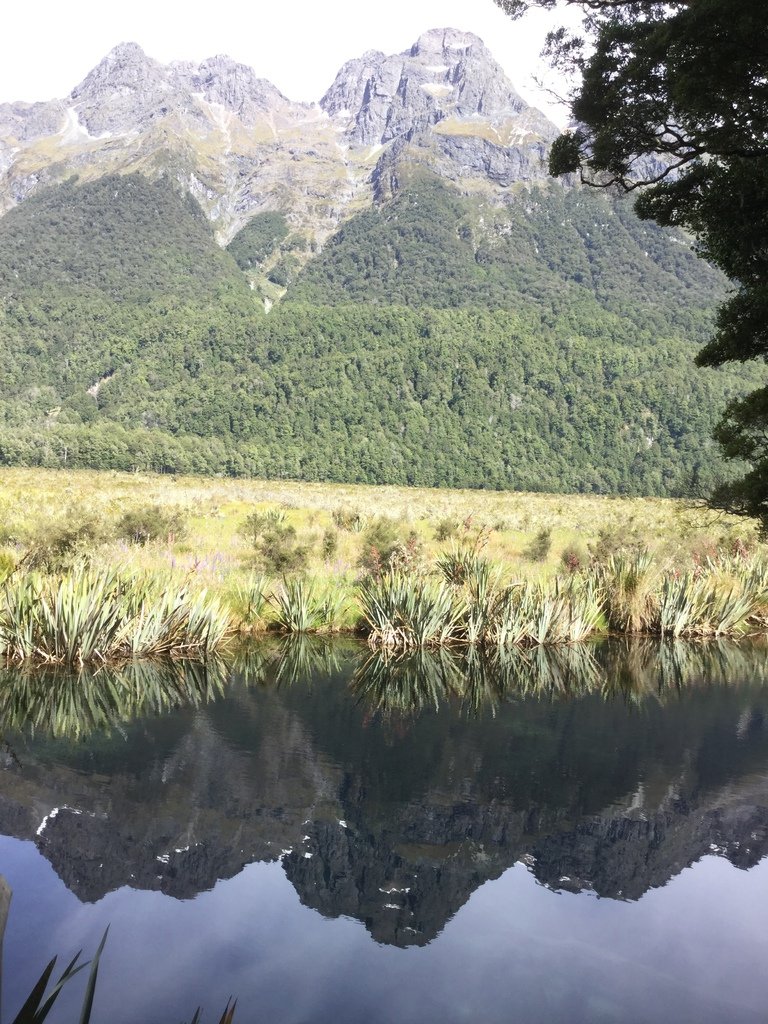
590,523,647,564
257,523,310,576
524,527,552,562
25,506,110,570
560,544,588,573
434,517,458,541
331,507,366,532
322,528,339,560
115,504,186,545
0,549,16,582
358,517,401,577
239,508,286,546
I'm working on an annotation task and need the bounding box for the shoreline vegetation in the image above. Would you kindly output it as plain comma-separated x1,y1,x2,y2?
0,469,767,665
3,635,768,742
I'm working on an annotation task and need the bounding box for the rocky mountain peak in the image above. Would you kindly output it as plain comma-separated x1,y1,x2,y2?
68,41,175,136
70,42,161,99
103,41,149,64
171,55,291,123
320,26,533,148
0,28,559,238
410,27,486,59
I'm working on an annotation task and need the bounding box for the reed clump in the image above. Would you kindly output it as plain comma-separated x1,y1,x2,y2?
0,570,232,666
357,571,465,648
356,551,768,651
357,564,604,650
269,577,352,634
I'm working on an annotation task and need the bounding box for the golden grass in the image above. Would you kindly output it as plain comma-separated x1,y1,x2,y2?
0,467,760,637
0,468,755,552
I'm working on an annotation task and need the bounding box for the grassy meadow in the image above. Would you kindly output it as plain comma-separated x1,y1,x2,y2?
0,467,765,662
0,466,756,576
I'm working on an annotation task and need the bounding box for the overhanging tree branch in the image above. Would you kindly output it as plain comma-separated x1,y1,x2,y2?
495,0,768,527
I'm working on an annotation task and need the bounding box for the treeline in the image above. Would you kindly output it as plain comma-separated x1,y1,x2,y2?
0,300,752,493
0,171,750,494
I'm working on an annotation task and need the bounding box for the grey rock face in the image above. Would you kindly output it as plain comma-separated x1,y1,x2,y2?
170,55,293,125
0,99,67,141
320,27,547,148
0,29,559,240
70,42,174,135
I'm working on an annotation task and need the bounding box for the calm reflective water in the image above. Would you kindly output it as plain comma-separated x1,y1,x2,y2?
1,639,768,1023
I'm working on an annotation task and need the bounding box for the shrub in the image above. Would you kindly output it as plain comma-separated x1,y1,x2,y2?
358,517,401,577
434,517,458,541
388,531,427,574
115,504,186,545
560,544,588,573
257,523,310,576
25,505,110,571
523,527,552,562
0,550,16,583
239,507,286,546
332,507,366,531
590,523,647,563
321,528,338,560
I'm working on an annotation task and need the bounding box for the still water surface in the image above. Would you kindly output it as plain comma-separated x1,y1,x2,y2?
0,639,767,1023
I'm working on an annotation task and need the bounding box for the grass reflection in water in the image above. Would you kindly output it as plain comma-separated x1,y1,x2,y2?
0,658,229,741
350,638,768,719
0,636,767,744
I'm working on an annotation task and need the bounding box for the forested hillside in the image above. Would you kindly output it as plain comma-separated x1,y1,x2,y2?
0,172,750,494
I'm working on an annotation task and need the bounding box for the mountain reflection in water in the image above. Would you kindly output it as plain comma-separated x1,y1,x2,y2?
0,637,766,955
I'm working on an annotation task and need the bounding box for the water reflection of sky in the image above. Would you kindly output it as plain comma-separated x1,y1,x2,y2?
2,837,767,1024
1,639,768,1022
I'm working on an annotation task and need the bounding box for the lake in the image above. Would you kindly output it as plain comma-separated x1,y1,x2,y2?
0,638,767,1023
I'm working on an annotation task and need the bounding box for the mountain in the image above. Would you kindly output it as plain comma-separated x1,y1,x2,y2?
0,31,751,493
0,30,555,248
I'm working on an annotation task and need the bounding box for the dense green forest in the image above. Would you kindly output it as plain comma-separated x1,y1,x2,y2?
0,171,751,493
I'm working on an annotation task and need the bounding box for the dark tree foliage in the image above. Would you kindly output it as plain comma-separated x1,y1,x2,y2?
0,171,756,495
496,0,768,524
0,173,248,304
226,211,289,270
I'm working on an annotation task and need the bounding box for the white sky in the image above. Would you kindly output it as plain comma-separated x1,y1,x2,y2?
0,0,580,126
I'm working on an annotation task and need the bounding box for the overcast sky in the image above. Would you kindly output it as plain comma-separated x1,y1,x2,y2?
0,0,580,126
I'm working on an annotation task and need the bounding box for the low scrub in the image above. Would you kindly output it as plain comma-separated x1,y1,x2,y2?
23,505,110,571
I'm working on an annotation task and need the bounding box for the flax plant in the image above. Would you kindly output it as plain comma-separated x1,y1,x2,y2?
0,570,232,665
226,572,270,628
270,578,323,632
357,572,466,649
597,553,658,633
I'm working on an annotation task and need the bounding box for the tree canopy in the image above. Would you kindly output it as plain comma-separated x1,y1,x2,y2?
0,171,752,493
496,0,768,525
